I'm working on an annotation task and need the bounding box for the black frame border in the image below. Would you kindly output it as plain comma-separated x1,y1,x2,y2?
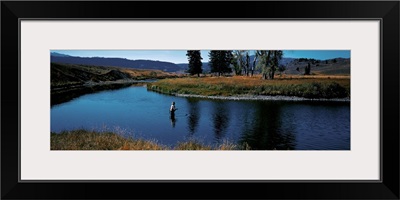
2,1,399,199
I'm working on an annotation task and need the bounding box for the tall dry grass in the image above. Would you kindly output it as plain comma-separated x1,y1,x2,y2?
147,76,350,99
51,129,166,150
51,130,239,150
119,68,181,79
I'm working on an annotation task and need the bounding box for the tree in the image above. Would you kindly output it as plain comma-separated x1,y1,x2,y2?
255,50,283,79
245,52,250,76
270,51,283,79
209,50,233,76
222,51,233,74
231,55,242,75
255,50,269,79
186,50,203,77
252,53,258,77
304,62,311,75
209,51,221,75
232,50,246,75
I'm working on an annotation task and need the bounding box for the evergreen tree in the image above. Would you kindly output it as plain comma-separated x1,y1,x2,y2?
209,50,220,75
222,51,233,74
186,50,203,77
304,62,311,75
209,50,233,76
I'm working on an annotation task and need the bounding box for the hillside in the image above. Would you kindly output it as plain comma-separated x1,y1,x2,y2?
177,63,211,73
51,53,181,72
51,62,176,89
284,58,350,75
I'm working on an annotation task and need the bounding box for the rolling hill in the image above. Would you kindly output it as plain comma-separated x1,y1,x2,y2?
51,53,181,72
51,62,176,89
284,58,350,75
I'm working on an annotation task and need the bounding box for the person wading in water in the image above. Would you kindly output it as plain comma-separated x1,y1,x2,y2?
170,102,178,127
170,102,178,115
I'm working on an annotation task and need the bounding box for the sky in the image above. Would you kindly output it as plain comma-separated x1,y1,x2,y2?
51,50,350,64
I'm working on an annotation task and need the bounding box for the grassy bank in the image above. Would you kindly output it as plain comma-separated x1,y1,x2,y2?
147,75,350,99
51,62,180,89
51,130,239,150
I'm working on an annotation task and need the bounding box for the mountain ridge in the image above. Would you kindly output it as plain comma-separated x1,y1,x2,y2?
51,54,181,72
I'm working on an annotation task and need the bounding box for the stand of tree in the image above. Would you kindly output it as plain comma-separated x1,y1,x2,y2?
209,50,233,76
255,50,283,80
186,50,203,77
207,50,285,79
231,50,252,76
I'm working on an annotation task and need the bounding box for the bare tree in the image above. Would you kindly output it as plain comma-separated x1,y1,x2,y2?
245,51,250,76
232,50,245,75
255,50,283,80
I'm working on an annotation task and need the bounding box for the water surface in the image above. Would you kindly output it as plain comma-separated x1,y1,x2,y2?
51,85,350,150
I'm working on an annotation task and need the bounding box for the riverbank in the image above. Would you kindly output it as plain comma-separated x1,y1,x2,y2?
52,78,145,91
51,130,239,150
174,93,350,102
147,76,350,101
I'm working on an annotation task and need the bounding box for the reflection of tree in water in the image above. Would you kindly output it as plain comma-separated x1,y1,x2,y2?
240,102,296,150
51,83,134,107
212,101,230,142
186,98,200,135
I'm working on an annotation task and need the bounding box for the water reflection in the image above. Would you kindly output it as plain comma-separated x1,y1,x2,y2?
170,112,177,128
186,98,200,135
240,102,296,150
212,101,230,142
51,83,136,107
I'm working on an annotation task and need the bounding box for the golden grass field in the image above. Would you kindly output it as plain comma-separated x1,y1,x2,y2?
119,67,182,79
147,75,350,98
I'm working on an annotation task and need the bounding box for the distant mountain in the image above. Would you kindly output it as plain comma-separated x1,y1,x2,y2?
279,57,296,66
284,57,350,75
51,55,181,72
51,53,349,75
51,52,71,57
177,63,211,73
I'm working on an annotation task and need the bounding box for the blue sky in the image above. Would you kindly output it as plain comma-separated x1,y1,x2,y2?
51,50,350,64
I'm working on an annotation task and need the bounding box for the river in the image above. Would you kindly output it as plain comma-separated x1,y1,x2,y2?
51,84,350,150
